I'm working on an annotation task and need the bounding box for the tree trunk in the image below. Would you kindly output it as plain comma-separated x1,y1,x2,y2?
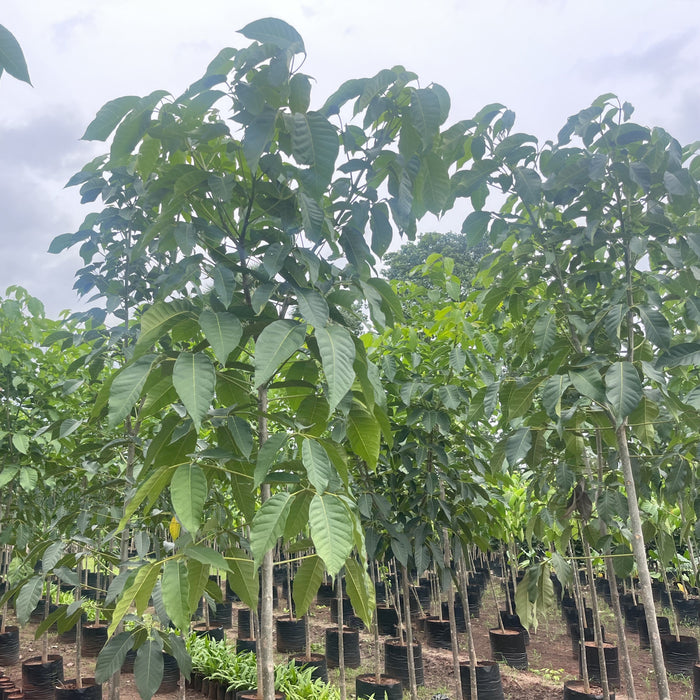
400,565,418,700
76,560,82,689
570,547,590,695
457,553,478,700
336,574,346,700
605,558,636,698
616,423,670,700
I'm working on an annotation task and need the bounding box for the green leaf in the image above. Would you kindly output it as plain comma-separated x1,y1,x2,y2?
134,639,164,700
0,25,31,84
290,112,339,187
301,438,333,493
95,632,134,684
211,265,236,308
409,88,441,148
226,549,259,610
505,427,532,467
108,355,157,428
254,320,306,388
344,557,375,628
199,311,242,365
167,634,191,680
11,433,28,455
243,107,277,173
550,552,572,589
228,416,254,459
659,342,700,368
109,562,161,636
289,74,311,113
291,554,325,618
238,17,305,53
370,203,393,257
347,401,380,469
42,542,64,573
19,467,37,492
542,375,570,421
250,492,292,564
533,312,557,355
161,560,190,631
637,305,671,350
171,463,207,535
507,379,543,420
569,367,606,405
309,493,354,576
82,96,140,141
316,325,356,412
186,559,209,615
513,166,542,206
254,432,288,488
605,362,642,424
172,352,216,431
612,544,635,579
461,211,491,247
135,300,196,356
183,545,229,572
17,575,43,626
297,289,329,328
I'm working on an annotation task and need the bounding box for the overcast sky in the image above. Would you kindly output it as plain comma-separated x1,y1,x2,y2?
2,0,699,317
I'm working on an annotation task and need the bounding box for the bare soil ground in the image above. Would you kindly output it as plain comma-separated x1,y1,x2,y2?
1,581,695,700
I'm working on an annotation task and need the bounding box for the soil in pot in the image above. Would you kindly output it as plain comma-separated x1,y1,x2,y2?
355,674,402,700
276,616,306,653
22,655,64,700
488,628,527,670
499,611,529,645
563,679,615,699
325,627,361,669
569,623,604,660
81,624,108,657
459,660,505,700
237,691,284,700
55,679,102,700
582,641,620,688
661,634,699,676
0,626,20,665
384,638,424,688
289,654,328,683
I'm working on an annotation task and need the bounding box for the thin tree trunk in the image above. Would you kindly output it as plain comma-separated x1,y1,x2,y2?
582,535,610,699
336,574,346,700
258,387,275,700
369,563,381,682
570,546,590,694
441,537,462,700
660,564,680,641
42,579,49,664
457,552,478,700
616,423,670,700
76,561,83,689
400,565,418,700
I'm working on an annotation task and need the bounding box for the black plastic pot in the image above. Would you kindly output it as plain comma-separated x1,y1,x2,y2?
376,607,398,636
441,601,467,630
355,674,403,700
236,638,257,654
156,653,179,694
289,654,328,683
675,597,700,625
425,618,452,649
276,616,306,653
384,639,424,688
325,627,361,669
330,597,354,623
22,655,64,700
569,623,604,660
582,642,620,688
81,624,108,658
499,611,529,645
488,629,527,670
193,624,225,641
237,608,252,638
30,602,58,624
210,601,233,629
623,603,645,633
121,650,137,674
459,660,505,700
693,662,700,700
637,616,670,650
316,584,334,606
0,626,20,665
563,679,615,699
55,679,102,700
661,634,699,676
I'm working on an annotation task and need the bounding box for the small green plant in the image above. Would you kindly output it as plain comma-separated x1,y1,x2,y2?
531,667,567,683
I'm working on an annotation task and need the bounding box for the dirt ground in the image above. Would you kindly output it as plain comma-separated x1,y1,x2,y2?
1,580,696,700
